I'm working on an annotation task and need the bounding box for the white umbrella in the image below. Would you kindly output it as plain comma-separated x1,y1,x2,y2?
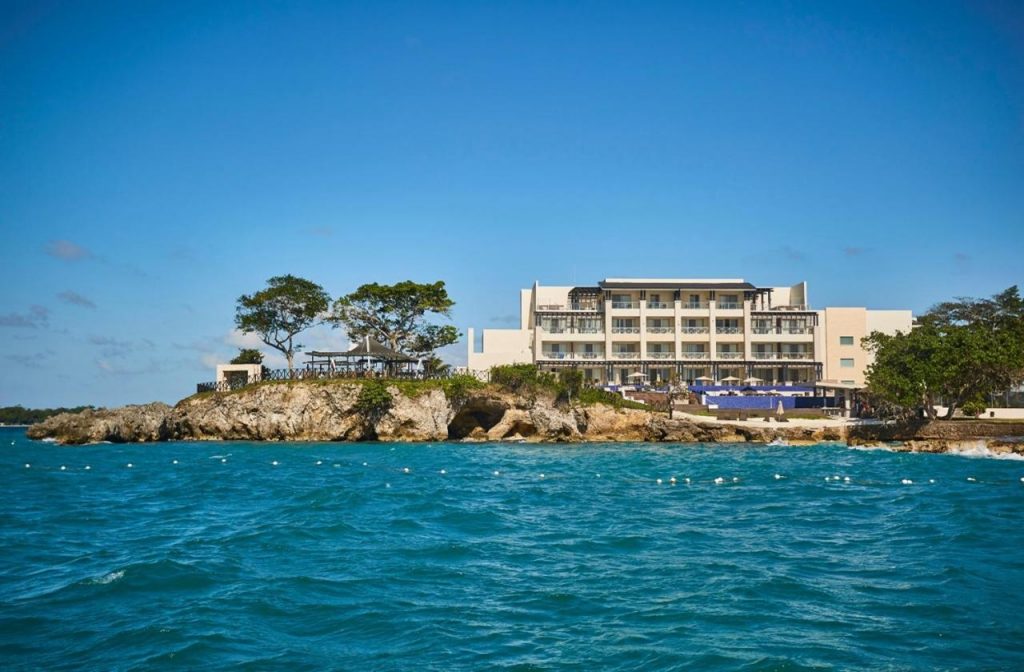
776,400,785,416
720,376,741,383
743,377,762,384
695,376,713,382
628,372,648,379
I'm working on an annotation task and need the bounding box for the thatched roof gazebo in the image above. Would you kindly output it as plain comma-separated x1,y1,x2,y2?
306,336,417,377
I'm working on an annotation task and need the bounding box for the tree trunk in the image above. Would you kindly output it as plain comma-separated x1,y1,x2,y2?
286,351,294,373
943,403,957,420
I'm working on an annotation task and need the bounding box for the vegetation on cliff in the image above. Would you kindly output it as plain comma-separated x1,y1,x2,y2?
0,405,93,425
864,286,1024,419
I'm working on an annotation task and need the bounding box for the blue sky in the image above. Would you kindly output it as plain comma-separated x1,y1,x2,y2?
1,0,1022,407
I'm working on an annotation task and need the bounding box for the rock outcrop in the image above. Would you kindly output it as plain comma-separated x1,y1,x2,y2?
23,382,1024,454
27,402,173,444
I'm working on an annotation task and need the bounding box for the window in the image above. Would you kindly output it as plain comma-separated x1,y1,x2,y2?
840,358,854,368
840,336,854,346
841,380,856,385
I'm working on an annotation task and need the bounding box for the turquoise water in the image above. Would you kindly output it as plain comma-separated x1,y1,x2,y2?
2,427,1023,671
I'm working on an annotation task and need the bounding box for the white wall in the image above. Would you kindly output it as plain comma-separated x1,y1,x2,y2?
467,327,534,373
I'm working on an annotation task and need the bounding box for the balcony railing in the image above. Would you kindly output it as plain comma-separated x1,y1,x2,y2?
752,352,777,360
715,327,742,334
612,352,641,359
779,353,813,360
681,352,710,360
578,352,601,359
682,302,710,310
537,303,602,312
611,301,638,309
681,326,710,334
611,326,640,334
646,327,673,334
751,326,815,335
717,352,743,360
716,302,742,309
646,301,670,309
647,352,673,359
542,352,569,360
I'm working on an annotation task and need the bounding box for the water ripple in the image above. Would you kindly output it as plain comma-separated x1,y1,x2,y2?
1,429,1023,670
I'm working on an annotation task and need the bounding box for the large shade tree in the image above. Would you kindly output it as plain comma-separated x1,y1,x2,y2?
235,275,330,371
329,281,460,360
864,286,1024,419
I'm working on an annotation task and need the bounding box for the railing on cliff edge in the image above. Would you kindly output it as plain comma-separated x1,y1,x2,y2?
196,368,452,394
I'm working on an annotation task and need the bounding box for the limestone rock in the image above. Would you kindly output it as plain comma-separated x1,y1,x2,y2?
375,388,453,442
26,403,172,444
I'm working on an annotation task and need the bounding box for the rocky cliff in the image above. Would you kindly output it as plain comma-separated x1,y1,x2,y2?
26,381,845,445
26,382,1021,452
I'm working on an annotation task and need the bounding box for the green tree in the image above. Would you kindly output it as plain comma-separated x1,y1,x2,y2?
235,275,330,372
864,286,1024,419
230,348,264,365
329,281,460,358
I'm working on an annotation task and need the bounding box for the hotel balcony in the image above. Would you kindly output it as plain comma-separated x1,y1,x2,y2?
647,352,674,360
610,326,641,334
646,300,671,309
679,302,710,316
752,352,815,361
716,301,742,310
680,352,710,360
750,329,814,343
715,326,742,334
535,303,602,313
611,352,641,360
717,352,744,360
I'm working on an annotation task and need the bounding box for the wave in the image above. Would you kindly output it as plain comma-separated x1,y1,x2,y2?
88,569,125,585
945,443,1024,461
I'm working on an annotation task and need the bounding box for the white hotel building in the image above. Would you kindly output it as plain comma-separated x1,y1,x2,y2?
467,278,912,387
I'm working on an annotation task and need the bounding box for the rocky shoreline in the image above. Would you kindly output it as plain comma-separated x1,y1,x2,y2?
24,381,1024,455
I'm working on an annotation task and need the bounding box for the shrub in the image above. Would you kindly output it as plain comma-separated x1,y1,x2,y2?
960,399,987,418
490,364,557,393
354,380,393,421
441,373,485,406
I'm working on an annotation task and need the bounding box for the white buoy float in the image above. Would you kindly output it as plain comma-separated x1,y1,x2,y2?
967,477,976,482
714,477,725,485
669,476,676,484
172,459,178,465
403,467,410,474
493,470,500,476
362,462,368,467
440,469,447,475
732,477,739,483
221,458,226,464
539,473,545,479
684,477,691,484
316,460,322,466
901,479,913,485
127,463,134,468
656,478,663,485
24,463,30,469
844,476,851,483
85,465,91,471
596,473,601,478
272,460,279,466
929,479,935,484
60,465,66,471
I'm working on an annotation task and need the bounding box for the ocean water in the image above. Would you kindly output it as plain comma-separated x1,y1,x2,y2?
2,427,1023,671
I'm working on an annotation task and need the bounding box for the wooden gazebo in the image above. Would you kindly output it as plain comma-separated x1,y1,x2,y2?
306,336,417,377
